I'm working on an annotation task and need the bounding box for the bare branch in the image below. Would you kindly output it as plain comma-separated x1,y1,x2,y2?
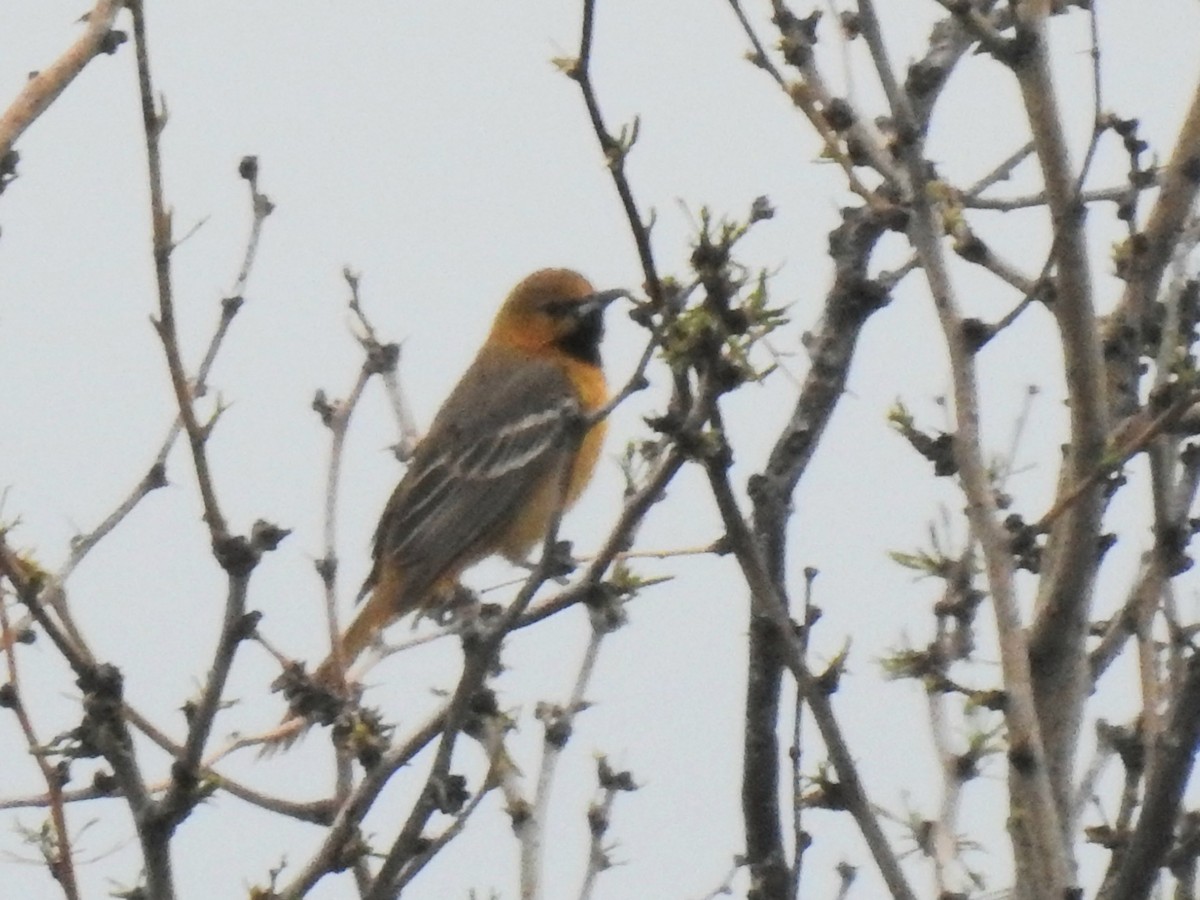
576,758,635,900
966,140,1035,197
967,182,1144,212
131,0,227,543
896,82,1071,897
345,268,420,459
568,0,663,307
0,533,167,896
0,600,79,899
1105,80,1200,415
705,456,917,900
1099,651,1200,900
1009,6,1108,840
521,605,613,897
275,709,446,898
0,0,126,163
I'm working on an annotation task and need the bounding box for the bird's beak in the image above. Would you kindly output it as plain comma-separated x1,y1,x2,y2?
579,287,630,315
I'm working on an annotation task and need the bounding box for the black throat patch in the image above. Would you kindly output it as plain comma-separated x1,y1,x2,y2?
554,306,605,366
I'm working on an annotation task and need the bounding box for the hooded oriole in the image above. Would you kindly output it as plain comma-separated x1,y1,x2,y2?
314,268,624,682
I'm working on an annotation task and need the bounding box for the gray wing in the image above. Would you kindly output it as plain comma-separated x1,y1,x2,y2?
367,354,578,601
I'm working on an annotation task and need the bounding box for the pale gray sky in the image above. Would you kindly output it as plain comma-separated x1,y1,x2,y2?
2,3,1200,898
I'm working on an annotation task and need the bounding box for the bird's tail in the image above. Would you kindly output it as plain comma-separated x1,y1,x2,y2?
263,566,409,752
312,564,407,685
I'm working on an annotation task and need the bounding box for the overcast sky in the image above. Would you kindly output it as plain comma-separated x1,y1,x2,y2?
3,3,1200,899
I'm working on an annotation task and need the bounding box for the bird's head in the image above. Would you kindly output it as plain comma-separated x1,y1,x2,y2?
490,268,628,366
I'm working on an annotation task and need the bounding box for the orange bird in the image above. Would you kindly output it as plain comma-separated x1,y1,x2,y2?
315,269,625,682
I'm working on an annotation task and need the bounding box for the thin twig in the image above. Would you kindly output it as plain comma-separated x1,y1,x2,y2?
704,457,918,900
569,0,663,307
1098,651,1200,900
131,10,286,892
275,708,448,898
0,535,167,896
390,772,495,891
895,46,1071,889
752,1,899,203
345,268,421,458
856,0,917,136
693,859,742,900
927,616,964,896
966,182,1142,212
309,362,375,800
0,600,79,899
132,0,228,543
3,150,269,647
576,757,634,900
1036,388,1200,532
789,568,816,899
514,447,685,632
313,368,372,688
521,611,610,898
726,0,787,90
1089,559,1161,686
0,706,336,826
966,141,1036,197
1105,78,1200,405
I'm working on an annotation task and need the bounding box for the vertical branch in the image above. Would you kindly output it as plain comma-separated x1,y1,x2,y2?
312,367,373,688
789,567,816,900
1010,0,1107,834
727,7,990,893
0,601,78,900
1104,81,1200,415
855,0,1075,891
521,612,610,899
129,5,288,883
346,268,421,457
576,758,635,900
903,160,1069,895
130,0,228,543
1099,651,1200,900
570,0,663,307
705,458,917,900
926,614,967,897
743,206,888,899
311,275,407,800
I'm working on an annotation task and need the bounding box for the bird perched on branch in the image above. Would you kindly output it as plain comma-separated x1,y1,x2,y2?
313,268,626,685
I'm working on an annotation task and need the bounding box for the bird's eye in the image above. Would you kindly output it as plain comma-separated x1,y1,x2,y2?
541,298,576,317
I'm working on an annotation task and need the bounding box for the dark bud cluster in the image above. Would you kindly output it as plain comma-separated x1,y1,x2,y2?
1004,514,1042,573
